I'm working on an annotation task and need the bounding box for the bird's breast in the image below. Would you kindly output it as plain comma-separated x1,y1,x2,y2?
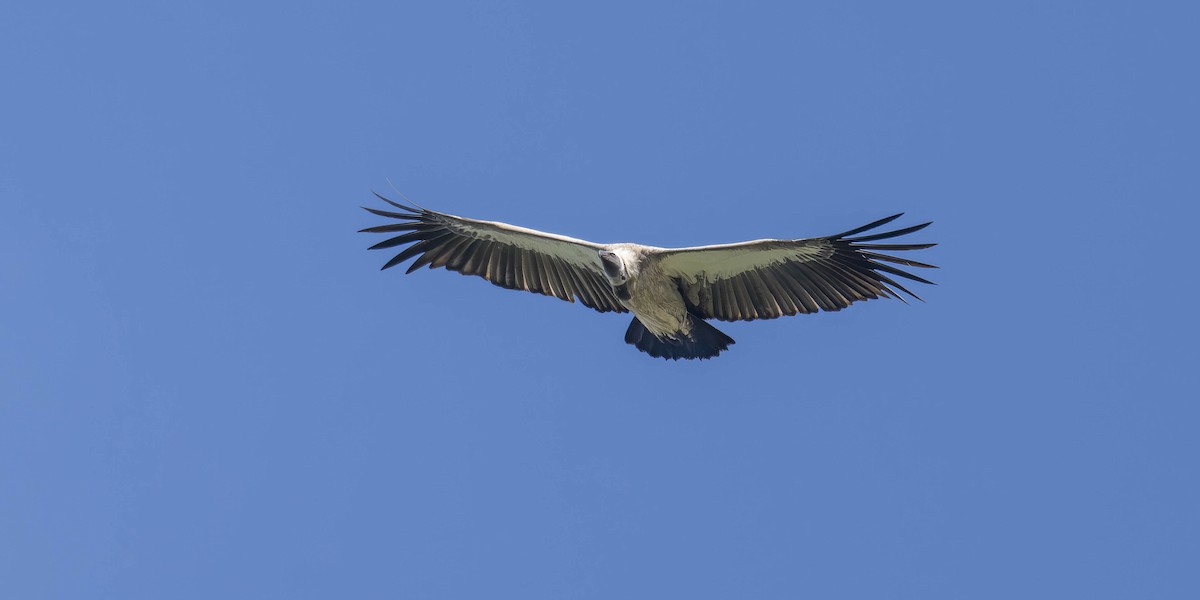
623,270,689,337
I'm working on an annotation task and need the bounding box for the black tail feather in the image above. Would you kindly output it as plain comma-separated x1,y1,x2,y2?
624,314,735,360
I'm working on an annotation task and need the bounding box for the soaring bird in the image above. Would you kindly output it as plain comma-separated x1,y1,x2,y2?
361,194,936,360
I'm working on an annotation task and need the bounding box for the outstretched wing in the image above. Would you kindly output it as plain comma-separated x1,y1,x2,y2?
361,195,627,313
655,214,936,322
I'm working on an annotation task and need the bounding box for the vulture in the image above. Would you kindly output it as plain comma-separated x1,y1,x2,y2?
361,194,936,360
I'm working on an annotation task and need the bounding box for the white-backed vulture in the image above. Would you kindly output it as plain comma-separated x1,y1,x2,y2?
362,194,936,360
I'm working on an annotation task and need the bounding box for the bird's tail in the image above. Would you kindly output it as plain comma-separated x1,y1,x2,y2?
624,313,735,360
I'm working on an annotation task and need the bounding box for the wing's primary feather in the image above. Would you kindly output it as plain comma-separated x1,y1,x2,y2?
361,194,627,313
656,214,936,322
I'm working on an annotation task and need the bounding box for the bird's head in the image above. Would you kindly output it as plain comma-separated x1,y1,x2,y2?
598,250,628,286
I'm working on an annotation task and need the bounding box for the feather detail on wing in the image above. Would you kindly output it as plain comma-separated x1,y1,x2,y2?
655,214,937,322
360,194,627,313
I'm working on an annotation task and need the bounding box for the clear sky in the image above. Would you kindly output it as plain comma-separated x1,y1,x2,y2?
2,1,1198,598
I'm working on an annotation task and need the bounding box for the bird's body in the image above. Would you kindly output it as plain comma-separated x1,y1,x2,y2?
624,261,688,336
606,245,686,334
361,194,936,360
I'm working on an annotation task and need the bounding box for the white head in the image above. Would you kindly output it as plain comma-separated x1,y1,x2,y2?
598,250,628,286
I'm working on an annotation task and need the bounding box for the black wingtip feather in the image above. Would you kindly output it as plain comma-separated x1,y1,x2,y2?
405,253,436,274
823,214,937,303
855,242,938,251
362,206,421,220
359,222,427,234
859,251,939,270
380,241,431,270
844,221,933,243
368,230,427,250
371,191,421,213
867,259,937,285
831,213,904,239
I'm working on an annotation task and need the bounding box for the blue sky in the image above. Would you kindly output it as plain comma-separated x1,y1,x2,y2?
2,1,1198,598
